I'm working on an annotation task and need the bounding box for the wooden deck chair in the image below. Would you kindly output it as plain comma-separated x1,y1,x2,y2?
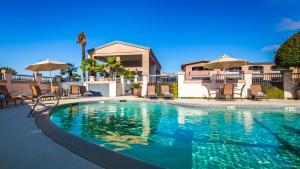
0,85,23,108
250,84,267,100
69,85,80,98
219,83,234,100
161,85,173,99
147,85,158,99
79,86,93,97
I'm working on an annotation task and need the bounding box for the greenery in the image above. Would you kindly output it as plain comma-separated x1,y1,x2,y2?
80,58,105,76
132,83,141,89
81,56,134,79
60,63,80,79
105,56,123,77
77,32,87,79
0,67,17,75
117,68,134,78
264,87,284,99
171,83,178,98
275,32,300,68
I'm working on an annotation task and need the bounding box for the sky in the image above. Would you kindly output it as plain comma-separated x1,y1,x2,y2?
0,0,300,75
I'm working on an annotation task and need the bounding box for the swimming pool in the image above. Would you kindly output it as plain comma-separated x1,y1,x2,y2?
50,101,300,169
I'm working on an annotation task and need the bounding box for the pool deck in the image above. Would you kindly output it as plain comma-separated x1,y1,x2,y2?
1,97,300,169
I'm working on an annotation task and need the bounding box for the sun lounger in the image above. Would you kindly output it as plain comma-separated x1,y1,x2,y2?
218,83,234,100
0,85,23,108
147,85,158,99
160,85,173,99
79,86,93,97
250,84,267,100
69,85,80,98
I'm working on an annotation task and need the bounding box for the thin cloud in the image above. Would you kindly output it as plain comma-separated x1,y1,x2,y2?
262,45,280,52
276,18,300,31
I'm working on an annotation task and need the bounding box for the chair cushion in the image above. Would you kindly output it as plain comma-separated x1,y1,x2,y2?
0,92,7,100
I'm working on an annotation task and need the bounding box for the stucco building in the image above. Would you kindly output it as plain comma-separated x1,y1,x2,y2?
88,41,161,76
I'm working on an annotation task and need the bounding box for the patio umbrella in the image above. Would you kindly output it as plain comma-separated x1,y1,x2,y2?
204,54,247,83
26,59,68,91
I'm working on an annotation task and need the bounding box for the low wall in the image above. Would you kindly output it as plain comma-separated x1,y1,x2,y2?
0,71,51,97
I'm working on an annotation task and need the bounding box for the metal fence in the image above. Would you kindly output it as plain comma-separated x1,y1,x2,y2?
216,73,244,81
252,73,283,89
12,74,35,81
185,74,211,81
148,75,178,84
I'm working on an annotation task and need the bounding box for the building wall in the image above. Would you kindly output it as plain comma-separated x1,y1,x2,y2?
89,43,161,75
182,62,210,76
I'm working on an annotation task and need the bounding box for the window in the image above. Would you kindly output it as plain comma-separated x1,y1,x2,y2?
249,66,263,71
227,67,241,72
192,66,209,71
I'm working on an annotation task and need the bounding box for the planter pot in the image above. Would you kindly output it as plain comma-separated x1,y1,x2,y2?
89,76,95,81
296,89,300,100
133,88,141,97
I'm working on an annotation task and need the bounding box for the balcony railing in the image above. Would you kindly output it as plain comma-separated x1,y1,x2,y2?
292,73,300,81
12,74,35,81
185,74,210,81
148,75,177,84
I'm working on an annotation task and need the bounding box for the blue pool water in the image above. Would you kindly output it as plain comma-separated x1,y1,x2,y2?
50,101,300,169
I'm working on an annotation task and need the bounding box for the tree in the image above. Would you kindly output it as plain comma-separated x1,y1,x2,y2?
60,63,79,78
275,32,300,68
77,32,87,79
105,56,123,77
80,58,105,76
117,68,134,78
0,66,17,75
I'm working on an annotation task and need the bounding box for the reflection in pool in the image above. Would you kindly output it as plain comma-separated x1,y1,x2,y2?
50,101,300,169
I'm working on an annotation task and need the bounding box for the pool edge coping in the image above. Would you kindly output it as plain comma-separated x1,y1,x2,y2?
35,98,300,169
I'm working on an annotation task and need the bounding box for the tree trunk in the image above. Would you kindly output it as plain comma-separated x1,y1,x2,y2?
82,45,86,80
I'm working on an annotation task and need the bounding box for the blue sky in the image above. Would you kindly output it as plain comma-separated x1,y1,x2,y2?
0,0,300,75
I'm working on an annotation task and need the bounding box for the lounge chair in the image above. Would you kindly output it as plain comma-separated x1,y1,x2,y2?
79,86,93,97
29,85,51,101
160,85,173,99
147,85,158,99
69,85,80,98
250,84,267,100
52,85,63,97
0,85,23,108
28,85,60,117
233,83,246,100
218,83,234,100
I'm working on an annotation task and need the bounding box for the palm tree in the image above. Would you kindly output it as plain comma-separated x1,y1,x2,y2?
105,56,123,77
60,63,79,81
77,32,87,80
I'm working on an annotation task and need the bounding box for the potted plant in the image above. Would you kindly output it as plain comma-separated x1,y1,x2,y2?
132,83,142,97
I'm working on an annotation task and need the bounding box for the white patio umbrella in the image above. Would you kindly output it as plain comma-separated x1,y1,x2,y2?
204,54,247,83
26,59,69,91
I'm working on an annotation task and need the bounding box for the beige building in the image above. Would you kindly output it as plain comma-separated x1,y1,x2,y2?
181,60,300,75
88,41,161,75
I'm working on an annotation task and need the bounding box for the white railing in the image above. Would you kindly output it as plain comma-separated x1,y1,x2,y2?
12,74,35,81
185,74,210,81
148,75,177,84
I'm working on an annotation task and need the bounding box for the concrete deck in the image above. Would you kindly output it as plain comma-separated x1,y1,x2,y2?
1,97,300,169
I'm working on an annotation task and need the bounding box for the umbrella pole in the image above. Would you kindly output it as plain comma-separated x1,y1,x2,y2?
50,71,53,93
224,68,227,84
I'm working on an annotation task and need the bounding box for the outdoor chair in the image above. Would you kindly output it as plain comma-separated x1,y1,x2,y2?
29,85,52,101
218,83,234,100
52,85,63,98
28,85,60,117
79,86,93,97
250,84,267,100
147,85,158,99
161,85,173,99
233,83,246,100
69,85,80,98
0,85,23,108
204,85,222,100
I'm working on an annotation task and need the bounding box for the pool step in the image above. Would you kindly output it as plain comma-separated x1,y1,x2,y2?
285,107,296,111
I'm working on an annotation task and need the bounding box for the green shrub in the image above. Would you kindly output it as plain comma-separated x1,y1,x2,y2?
171,83,178,98
132,83,141,89
265,87,284,99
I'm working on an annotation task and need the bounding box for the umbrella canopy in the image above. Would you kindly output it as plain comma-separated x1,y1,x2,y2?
204,54,247,69
26,59,68,71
